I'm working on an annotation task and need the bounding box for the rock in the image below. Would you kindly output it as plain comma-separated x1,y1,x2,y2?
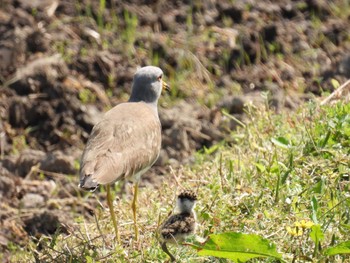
21,193,45,208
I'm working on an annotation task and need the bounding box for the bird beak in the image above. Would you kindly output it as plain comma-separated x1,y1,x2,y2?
162,81,170,93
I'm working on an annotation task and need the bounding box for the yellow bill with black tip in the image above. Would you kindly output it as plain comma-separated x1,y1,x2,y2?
162,81,170,92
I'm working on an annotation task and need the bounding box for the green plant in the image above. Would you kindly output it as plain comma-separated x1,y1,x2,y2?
190,232,283,262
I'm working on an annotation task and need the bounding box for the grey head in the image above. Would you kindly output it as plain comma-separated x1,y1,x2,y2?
129,66,169,105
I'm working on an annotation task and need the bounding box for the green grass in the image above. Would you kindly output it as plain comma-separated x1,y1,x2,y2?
8,100,350,262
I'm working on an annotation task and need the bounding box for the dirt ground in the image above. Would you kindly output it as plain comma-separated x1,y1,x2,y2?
0,0,349,254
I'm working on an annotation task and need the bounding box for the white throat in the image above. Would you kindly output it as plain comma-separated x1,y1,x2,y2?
177,199,195,214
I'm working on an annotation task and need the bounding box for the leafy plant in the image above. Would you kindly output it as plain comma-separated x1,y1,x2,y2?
325,240,350,256
189,232,283,262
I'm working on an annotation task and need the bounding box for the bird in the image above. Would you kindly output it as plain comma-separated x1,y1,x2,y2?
79,66,170,243
159,190,197,261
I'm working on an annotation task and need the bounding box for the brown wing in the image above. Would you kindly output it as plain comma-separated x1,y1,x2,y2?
79,102,161,186
161,213,196,239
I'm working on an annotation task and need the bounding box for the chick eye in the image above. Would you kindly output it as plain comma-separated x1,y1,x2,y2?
157,75,162,81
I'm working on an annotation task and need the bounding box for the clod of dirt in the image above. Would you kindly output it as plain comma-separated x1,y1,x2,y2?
0,29,27,78
155,149,169,167
40,151,77,175
21,193,45,208
338,54,350,78
0,155,17,176
16,149,46,177
26,29,50,53
160,102,224,163
7,54,68,96
16,0,59,18
261,24,278,43
1,219,28,248
218,96,245,114
15,149,77,177
0,169,17,199
217,2,243,23
75,51,117,87
281,4,298,19
24,210,66,237
303,0,330,19
77,104,104,131
9,97,56,128
20,180,56,200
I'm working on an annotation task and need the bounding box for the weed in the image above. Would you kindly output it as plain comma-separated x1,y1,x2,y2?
79,88,97,104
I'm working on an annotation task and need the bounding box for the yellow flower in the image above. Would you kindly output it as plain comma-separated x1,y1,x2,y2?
286,226,303,236
294,220,314,229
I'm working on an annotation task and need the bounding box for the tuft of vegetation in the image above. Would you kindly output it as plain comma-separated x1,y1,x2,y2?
8,99,349,262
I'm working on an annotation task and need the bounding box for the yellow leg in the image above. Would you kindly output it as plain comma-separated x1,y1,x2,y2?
131,182,139,241
106,184,121,244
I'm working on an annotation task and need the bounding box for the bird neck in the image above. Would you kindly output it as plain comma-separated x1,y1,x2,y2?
178,211,194,216
129,81,161,105
177,199,195,214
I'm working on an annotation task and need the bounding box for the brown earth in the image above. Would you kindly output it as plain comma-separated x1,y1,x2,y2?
0,0,349,254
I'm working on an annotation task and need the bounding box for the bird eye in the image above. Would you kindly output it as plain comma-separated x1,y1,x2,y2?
157,75,162,81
